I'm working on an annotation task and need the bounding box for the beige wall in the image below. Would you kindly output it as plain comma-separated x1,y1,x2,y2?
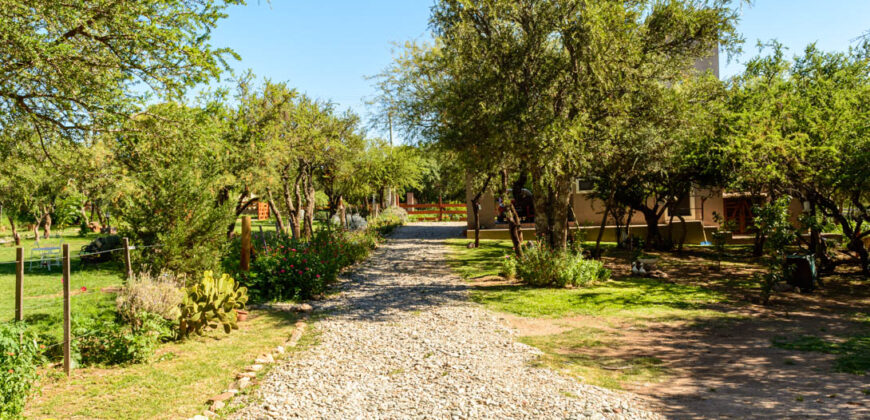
465,173,498,229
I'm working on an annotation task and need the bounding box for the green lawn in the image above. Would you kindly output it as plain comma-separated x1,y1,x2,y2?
447,238,732,321
26,309,309,419
0,229,124,342
445,238,740,389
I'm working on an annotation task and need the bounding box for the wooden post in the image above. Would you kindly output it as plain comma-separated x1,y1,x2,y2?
438,195,444,222
241,216,251,271
122,237,133,280
62,244,71,377
15,247,23,321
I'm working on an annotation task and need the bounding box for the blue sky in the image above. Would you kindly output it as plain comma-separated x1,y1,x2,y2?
210,1,870,137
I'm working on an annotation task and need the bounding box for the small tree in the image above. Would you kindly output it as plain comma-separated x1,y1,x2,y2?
753,198,797,305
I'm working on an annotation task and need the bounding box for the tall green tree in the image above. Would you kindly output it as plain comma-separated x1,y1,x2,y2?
0,0,242,144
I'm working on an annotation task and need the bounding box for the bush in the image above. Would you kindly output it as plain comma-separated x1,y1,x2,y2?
512,245,610,287
73,313,171,366
0,323,42,419
241,225,387,302
369,207,406,236
116,272,184,329
178,271,248,337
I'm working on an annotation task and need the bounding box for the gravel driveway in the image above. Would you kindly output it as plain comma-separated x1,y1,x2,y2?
232,223,662,419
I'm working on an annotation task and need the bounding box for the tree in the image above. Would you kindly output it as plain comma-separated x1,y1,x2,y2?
0,0,242,146
113,102,236,276
387,0,741,251
726,42,870,275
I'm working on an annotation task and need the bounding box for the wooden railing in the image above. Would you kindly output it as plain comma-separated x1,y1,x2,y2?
400,202,467,222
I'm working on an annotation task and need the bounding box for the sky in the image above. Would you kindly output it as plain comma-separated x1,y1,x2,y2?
210,1,870,138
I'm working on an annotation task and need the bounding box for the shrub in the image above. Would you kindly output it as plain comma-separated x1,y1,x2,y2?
753,198,798,304
514,246,610,287
241,225,387,302
499,253,518,278
0,323,42,419
73,313,171,366
369,207,406,235
178,271,248,337
116,272,184,329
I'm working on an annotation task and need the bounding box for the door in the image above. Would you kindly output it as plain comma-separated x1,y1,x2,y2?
724,197,754,234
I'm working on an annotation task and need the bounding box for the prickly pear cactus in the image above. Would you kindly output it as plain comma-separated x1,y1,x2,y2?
178,271,249,338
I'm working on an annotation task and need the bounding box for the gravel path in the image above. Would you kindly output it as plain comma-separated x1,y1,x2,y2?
233,223,662,419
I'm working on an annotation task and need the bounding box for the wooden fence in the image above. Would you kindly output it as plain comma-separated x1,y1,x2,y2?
399,202,467,222
8,238,143,377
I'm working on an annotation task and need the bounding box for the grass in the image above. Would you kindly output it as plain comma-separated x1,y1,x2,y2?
445,238,740,389
445,238,513,279
0,230,124,341
448,239,731,321
25,309,304,419
772,334,870,375
519,327,665,389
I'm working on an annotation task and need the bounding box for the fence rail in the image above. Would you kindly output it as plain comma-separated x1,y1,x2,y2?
400,202,467,222
4,238,158,377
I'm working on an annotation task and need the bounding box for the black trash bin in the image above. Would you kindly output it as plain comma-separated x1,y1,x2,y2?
784,254,818,293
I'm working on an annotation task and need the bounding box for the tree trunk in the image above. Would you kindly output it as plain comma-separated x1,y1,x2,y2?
338,196,347,229
266,188,286,234
303,171,315,239
640,206,662,250
470,174,493,249
226,191,258,240
8,214,20,246
677,213,688,252
281,168,302,239
532,174,572,250
593,206,609,259
753,232,766,257
501,169,524,258
42,210,52,239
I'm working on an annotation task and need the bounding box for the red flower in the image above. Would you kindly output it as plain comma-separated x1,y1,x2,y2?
81,286,87,292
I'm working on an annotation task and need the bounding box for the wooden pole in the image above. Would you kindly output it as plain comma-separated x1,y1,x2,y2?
15,247,23,321
62,244,71,377
122,237,133,280
438,195,444,222
241,216,251,271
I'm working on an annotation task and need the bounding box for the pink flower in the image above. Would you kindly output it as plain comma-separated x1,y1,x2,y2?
280,269,286,274
316,274,321,278
291,248,297,252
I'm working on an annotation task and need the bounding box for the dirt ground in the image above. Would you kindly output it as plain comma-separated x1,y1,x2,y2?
490,252,870,419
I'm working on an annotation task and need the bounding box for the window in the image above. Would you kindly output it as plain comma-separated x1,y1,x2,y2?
576,179,594,193
671,194,692,217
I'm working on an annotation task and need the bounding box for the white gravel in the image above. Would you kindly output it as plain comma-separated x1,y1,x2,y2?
232,223,662,420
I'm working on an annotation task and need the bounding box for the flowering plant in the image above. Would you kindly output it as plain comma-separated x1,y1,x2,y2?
0,322,42,418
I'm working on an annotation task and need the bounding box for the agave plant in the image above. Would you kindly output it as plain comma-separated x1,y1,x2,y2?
178,271,248,338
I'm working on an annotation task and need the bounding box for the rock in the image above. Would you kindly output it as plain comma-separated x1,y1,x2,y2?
237,377,252,389
237,372,256,379
211,400,225,411
245,364,263,372
203,411,217,418
274,345,285,354
295,303,313,313
208,392,234,403
255,353,275,364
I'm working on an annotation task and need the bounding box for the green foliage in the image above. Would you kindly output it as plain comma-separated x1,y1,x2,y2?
773,334,870,375
0,0,241,142
73,314,172,366
510,245,611,288
115,103,237,276
243,221,396,302
752,198,798,304
0,323,42,419
178,271,248,338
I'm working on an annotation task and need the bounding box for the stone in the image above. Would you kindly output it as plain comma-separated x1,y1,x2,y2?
274,345,285,354
202,411,217,418
255,353,275,364
237,377,252,389
237,371,256,379
211,400,225,411
296,303,313,313
245,364,263,372
208,392,234,403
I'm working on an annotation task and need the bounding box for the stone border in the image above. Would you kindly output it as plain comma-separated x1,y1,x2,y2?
188,311,310,420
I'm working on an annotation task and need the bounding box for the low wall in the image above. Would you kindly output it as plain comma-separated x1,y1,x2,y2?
466,220,717,244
